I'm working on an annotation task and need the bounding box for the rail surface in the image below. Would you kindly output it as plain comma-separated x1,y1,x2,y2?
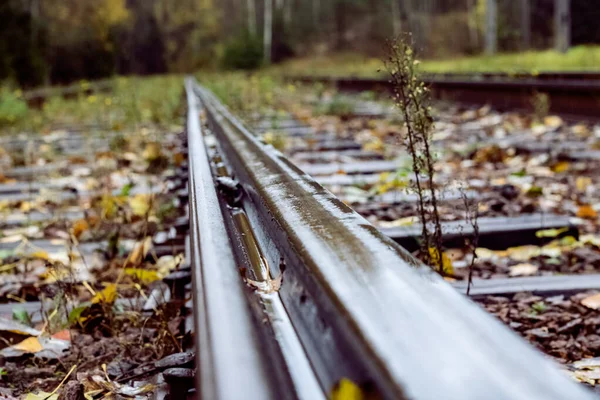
290,74,600,118
186,77,595,399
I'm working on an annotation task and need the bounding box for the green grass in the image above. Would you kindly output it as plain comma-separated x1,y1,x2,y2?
269,45,600,77
0,75,185,134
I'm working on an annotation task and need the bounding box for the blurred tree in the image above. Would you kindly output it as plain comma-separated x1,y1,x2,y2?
0,0,47,87
153,0,220,71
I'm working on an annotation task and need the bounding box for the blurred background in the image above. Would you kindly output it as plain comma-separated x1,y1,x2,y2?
1,0,599,88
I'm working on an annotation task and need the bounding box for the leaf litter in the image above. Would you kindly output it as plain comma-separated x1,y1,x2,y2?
0,123,189,397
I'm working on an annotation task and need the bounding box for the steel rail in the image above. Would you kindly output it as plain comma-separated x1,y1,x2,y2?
187,77,595,399
290,75,600,118
186,79,285,400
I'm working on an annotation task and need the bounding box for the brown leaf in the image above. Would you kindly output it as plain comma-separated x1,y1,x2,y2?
581,293,600,310
577,205,598,220
71,219,90,240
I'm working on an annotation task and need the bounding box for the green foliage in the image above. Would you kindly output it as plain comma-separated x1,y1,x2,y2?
0,86,28,127
221,34,264,70
316,95,354,116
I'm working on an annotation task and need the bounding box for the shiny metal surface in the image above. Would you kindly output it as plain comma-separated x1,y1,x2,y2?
191,79,595,400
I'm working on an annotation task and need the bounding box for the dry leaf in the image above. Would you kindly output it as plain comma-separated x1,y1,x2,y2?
509,263,539,277
12,337,43,353
91,284,118,305
429,247,454,275
124,268,160,284
129,194,152,217
142,142,162,161
577,205,598,220
581,293,600,310
544,115,563,128
173,152,185,166
331,378,365,400
576,177,592,192
72,219,90,240
552,161,569,173
25,392,58,400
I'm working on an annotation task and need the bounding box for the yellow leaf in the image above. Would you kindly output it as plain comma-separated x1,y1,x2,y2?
72,219,90,240
124,268,160,284
504,245,541,261
25,392,58,400
535,227,568,238
581,293,600,310
331,378,365,400
552,161,569,173
13,337,43,353
91,284,117,304
576,177,592,192
577,205,598,220
30,250,50,261
142,142,162,161
428,247,454,275
129,194,152,217
101,194,118,218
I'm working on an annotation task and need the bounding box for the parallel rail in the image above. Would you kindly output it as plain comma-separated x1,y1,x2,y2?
186,77,595,399
291,75,600,119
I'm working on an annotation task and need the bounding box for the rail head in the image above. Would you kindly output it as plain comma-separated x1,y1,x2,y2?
188,78,595,400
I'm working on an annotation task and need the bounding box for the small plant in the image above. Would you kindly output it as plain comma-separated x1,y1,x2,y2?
384,34,445,274
461,189,480,295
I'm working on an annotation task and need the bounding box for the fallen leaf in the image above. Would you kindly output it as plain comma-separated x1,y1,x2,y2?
544,115,563,128
429,247,454,275
25,392,58,400
576,177,592,192
573,357,600,369
551,161,569,173
91,284,117,305
0,336,70,359
173,152,185,166
129,194,152,217
577,205,598,220
29,250,50,261
72,219,90,240
52,330,71,341
128,237,152,266
582,293,600,310
12,337,43,353
142,142,162,161
331,378,365,400
504,245,541,261
535,227,568,239
124,268,160,284
378,216,417,228
509,263,539,277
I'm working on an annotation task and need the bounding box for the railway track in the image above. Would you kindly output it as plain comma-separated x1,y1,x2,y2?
186,77,596,399
2,74,599,397
290,73,600,119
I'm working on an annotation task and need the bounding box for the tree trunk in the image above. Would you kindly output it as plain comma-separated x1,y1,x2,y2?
466,0,479,50
554,0,570,53
391,0,401,37
312,0,320,30
485,0,497,54
520,0,531,50
247,0,256,35
263,0,272,64
284,0,292,31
